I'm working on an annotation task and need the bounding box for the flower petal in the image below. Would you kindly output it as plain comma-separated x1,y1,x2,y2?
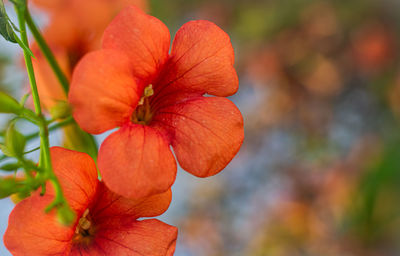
155,20,238,98
69,49,140,134
48,147,99,211
31,0,65,10
102,5,170,82
41,8,82,50
4,148,99,255
98,124,177,199
32,47,70,110
70,0,148,32
91,183,172,221
4,195,73,255
89,219,177,256
153,97,244,177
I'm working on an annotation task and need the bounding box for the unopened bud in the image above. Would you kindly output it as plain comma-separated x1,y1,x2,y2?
0,162,20,172
50,101,71,120
4,124,26,158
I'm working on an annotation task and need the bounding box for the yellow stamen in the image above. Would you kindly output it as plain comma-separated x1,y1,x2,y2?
74,209,92,235
79,217,91,230
144,84,154,97
132,84,154,125
138,84,154,106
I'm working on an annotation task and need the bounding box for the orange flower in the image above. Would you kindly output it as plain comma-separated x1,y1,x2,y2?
32,0,147,51
4,147,177,255
30,0,147,109
69,6,244,199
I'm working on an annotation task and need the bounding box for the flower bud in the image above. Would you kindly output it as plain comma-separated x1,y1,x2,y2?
0,92,22,115
0,162,20,171
4,124,26,158
50,101,71,120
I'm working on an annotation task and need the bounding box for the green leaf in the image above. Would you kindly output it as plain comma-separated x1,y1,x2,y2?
5,123,26,158
0,144,12,157
0,1,34,58
0,91,23,114
0,0,17,43
9,0,26,7
0,162,20,171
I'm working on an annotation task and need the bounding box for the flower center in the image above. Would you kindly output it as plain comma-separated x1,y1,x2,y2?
72,209,95,246
131,84,154,125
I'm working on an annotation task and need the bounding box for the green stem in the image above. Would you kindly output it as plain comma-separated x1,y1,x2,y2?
17,7,48,167
16,6,70,216
0,117,78,162
23,146,40,154
1,116,74,141
25,10,69,94
17,15,41,115
26,116,74,141
25,9,98,159
0,117,81,161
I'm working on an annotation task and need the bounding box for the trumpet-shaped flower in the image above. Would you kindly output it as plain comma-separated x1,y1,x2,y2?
69,6,244,199
30,0,147,109
4,147,177,255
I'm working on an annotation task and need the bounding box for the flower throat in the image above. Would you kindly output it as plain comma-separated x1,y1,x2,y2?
132,84,154,125
73,209,95,246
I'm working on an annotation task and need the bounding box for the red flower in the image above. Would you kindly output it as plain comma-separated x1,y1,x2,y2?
69,6,244,199
4,147,177,256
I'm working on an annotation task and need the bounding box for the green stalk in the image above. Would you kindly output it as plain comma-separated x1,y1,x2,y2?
24,9,98,159
0,117,75,162
16,5,72,218
17,6,49,168
26,116,74,141
24,10,69,94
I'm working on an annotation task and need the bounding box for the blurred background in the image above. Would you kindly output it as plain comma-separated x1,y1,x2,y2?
2,0,400,255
